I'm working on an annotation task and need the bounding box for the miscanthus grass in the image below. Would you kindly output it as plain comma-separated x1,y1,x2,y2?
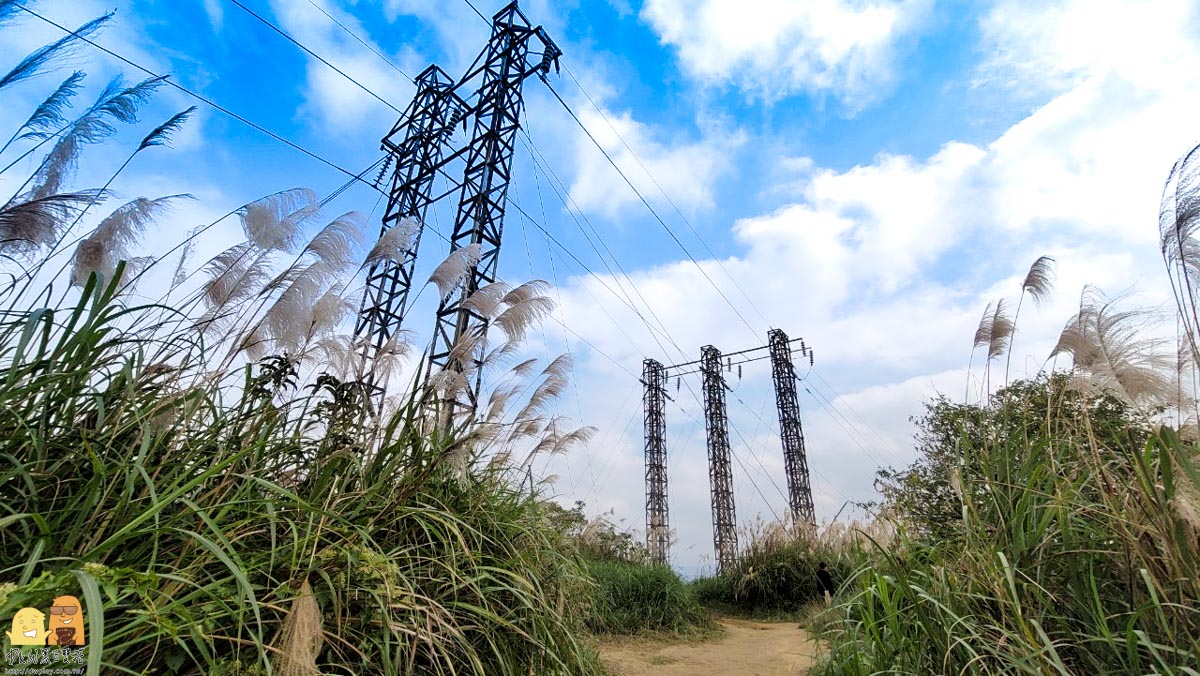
0,7,601,674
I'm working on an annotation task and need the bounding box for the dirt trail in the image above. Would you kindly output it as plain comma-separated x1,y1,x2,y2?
598,618,821,675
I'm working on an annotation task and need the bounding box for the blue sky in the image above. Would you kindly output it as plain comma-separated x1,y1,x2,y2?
4,0,1200,572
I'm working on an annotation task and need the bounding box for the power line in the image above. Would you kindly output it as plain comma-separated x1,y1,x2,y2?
542,80,761,339
561,64,772,331
303,0,410,80
16,3,379,190
224,0,405,115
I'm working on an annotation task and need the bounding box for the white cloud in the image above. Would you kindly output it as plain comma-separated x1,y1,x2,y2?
538,0,1200,569
267,0,420,135
640,0,930,107
566,105,740,218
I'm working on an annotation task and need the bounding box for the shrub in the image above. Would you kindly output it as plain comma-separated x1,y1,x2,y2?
584,559,711,635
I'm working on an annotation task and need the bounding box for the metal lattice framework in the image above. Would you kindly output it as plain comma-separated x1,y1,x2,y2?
354,65,462,384
352,2,559,411
768,329,815,527
701,345,738,574
425,4,561,420
643,358,669,565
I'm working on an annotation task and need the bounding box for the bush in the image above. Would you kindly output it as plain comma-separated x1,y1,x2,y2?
585,559,711,634
816,379,1200,674
0,279,602,675
690,523,866,617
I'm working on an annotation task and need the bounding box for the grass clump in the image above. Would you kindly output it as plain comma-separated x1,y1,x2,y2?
585,559,710,634
815,376,1200,674
691,520,872,619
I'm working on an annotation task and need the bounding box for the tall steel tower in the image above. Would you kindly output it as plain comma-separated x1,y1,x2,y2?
425,4,560,421
643,358,669,565
768,328,815,527
701,345,738,574
352,2,559,413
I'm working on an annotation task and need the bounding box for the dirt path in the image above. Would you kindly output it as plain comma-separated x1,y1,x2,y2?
597,618,821,675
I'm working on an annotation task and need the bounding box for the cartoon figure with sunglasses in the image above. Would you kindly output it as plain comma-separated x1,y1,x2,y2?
45,596,85,647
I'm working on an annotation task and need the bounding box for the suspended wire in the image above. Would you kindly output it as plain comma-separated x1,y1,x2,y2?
462,0,489,23
542,80,761,338
726,387,856,507
560,64,772,331
809,368,909,460
303,0,411,80
517,131,685,359
15,3,381,191
224,0,405,115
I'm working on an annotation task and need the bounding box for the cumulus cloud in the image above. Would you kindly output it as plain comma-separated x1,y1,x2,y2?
267,0,419,134
640,0,931,107
566,105,741,218
538,0,1200,568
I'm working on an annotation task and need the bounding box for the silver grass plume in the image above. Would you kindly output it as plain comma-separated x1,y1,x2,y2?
239,188,318,252
1021,256,1055,307
428,243,481,300
270,578,323,676
986,299,1013,360
0,190,100,254
197,243,275,333
26,76,165,201
260,260,341,352
138,106,196,151
1051,287,1174,409
1160,144,1200,366
973,301,994,351
0,13,112,92
515,354,572,423
170,231,198,292
495,281,554,343
0,0,20,25
462,281,510,318
363,218,419,265
13,71,85,143
300,212,366,270
70,195,189,287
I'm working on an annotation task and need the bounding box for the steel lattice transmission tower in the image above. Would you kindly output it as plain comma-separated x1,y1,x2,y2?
425,5,561,419
643,358,669,565
768,329,815,527
701,345,738,574
351,2,559,410
354,65,462,385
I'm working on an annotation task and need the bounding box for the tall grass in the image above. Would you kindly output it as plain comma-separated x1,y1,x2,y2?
816,396,1200,673
690,518,885,618
812,140,1200,671
0,8,602,674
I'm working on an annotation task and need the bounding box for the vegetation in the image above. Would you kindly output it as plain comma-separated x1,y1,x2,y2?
690,525,851,619
0,7,602,674
546,502,712,635
814,237,1200,671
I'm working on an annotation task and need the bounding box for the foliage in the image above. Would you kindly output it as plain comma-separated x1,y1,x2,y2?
817,379,1200,674
584,559,710,635
0,11,601,674
876,373,1151,541
690,521,867,618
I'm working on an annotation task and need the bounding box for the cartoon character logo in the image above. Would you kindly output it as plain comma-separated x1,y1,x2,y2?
5,607,46,645
46,596,84,646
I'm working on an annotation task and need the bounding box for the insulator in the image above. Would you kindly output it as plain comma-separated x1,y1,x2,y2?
676,377,680,392
447,106,464,129
727,356,732,371
539,50,555,73
737,364,742,379
373,153,396,188
800,339,806,352
809,352,814,366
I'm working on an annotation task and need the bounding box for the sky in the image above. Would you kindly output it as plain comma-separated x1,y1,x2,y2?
2,0,1199,574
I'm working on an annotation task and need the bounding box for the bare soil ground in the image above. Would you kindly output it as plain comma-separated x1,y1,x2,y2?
597,618,821,676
